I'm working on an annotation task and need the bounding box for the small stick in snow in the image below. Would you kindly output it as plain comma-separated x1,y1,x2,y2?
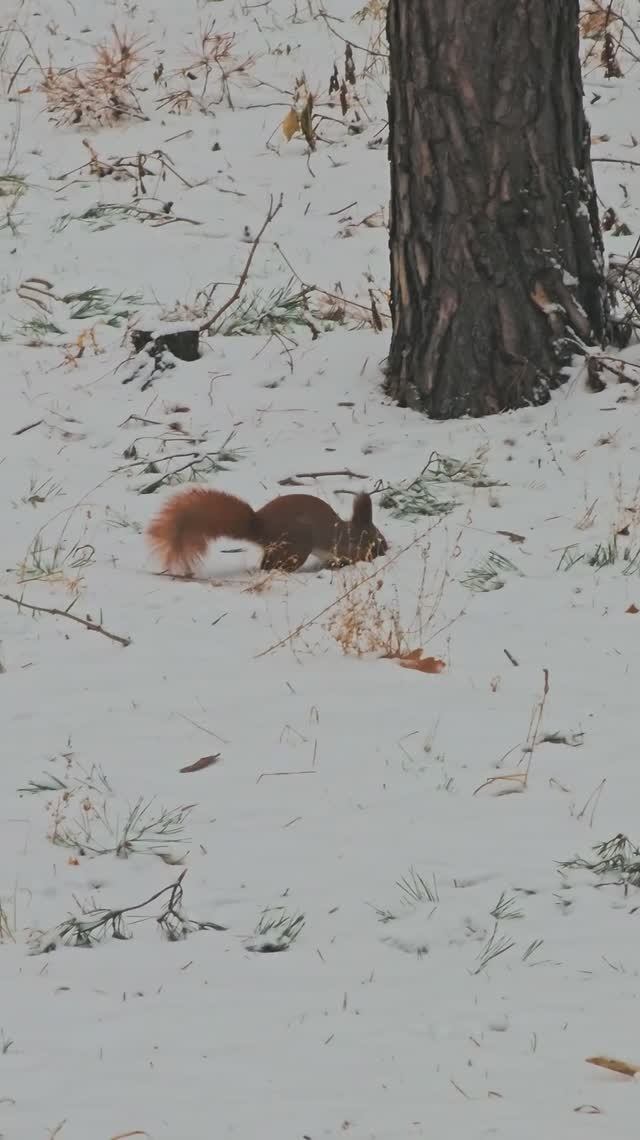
1,593,132,647
199,193,284,335
503,648,519,667
256,769,316,782
521,668,550,784
13,419,43,436
278,468,369,483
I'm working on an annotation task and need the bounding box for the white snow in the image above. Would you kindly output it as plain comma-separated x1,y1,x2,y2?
2,2,640,1137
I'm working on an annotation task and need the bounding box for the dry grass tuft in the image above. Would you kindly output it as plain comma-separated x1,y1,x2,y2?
325,571,409,657
41,25,148,127
324,552,448,659
156,20,255,113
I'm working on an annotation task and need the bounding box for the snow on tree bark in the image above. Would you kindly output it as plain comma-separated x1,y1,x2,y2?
385,0,608,418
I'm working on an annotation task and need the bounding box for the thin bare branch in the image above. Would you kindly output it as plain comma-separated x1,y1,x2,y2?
199,194,284,334
1,593,132,647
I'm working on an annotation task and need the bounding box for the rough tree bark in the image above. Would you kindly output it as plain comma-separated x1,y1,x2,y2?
385,0,608,418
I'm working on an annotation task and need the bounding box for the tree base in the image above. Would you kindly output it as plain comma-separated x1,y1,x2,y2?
385,0,608,419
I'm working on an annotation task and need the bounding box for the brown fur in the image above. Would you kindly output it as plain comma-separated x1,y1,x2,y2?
146,487,387,576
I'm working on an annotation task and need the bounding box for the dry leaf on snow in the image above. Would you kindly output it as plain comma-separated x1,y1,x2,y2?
586,1055,640,1078
180,753,221,773
384,648,446,674
496,529,526,544
282,107,300,141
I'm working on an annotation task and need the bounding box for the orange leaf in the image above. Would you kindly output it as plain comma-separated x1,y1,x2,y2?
400,655,446,674
384,648,446,674
586,1055,640,1077
282,107,300,141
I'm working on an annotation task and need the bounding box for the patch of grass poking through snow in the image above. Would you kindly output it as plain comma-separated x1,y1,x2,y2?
557,535,640,575
247,907,305,953
460,550,523,593
397,867,439,907
0,900,15,943
48,793,193,861
473,921,516,975
28,871,226,954
0,173,26,236
20,476,64,507
560,833,640,888
17,531,95,585
16,316,65,344
371,866,439,924
15,278,142,336
127,442,246,495
19,760,112,798
380,449,503,521
380,476,457,520
63,287,142,327
216,281,314,337
490,892,524,922
104,507,143,533
54,201,199,233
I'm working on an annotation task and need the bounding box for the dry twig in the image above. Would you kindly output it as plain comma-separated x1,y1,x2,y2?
1,593,132,647
199,195,284,334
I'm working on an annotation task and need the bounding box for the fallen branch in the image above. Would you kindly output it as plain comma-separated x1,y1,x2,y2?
29,869,226,954
1,592,132,647
592,155,640,167
199,193,284,334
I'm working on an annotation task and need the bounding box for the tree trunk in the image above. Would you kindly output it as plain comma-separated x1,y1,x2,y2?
385,0,608,419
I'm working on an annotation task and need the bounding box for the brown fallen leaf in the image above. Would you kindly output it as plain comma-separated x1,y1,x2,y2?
383,648,446,675
496,530,526,544
180,753,221,773
586,1055,640,1077
626,604,639,614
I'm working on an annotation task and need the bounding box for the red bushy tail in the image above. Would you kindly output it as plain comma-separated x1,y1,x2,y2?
146,487,261,575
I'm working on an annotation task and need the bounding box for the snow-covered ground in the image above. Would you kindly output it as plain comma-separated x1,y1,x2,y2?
2,2,640,1136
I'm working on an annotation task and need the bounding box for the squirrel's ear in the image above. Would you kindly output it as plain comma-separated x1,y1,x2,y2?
351,492,373,527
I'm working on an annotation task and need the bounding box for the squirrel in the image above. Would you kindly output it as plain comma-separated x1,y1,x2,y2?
146,486,388,576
